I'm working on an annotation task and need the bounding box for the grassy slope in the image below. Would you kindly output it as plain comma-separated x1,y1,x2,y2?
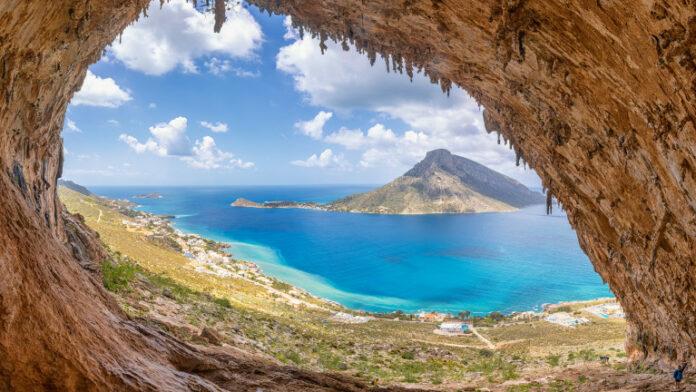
60,187,631,389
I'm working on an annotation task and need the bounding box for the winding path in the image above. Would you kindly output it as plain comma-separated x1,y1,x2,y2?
469,325,495,350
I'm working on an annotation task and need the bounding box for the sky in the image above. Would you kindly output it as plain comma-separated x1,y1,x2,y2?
62,0,541,187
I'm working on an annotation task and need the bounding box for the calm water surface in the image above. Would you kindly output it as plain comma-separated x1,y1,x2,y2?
91,185,612,314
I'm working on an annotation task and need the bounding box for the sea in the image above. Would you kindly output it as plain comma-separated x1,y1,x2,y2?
91,185,613,315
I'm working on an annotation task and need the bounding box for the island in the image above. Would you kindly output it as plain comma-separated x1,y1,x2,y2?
231,149,545,215
230,198,324,210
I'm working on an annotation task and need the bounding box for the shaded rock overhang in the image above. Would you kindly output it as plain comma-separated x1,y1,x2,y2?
0,0,694,390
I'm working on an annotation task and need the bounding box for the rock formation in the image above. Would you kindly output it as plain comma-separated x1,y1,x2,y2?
0,0,695,390
248,0,696,367
329,149,544,214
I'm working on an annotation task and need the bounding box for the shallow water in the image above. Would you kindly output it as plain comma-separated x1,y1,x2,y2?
92,185,613,314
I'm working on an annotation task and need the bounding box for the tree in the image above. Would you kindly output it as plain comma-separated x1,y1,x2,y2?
488,311,505,322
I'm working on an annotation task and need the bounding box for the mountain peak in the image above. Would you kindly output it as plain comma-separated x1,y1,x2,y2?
424,148,452,159
404,150,543,208
330,150,545,214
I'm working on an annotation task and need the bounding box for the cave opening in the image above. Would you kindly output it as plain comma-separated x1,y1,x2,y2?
1,0,695,390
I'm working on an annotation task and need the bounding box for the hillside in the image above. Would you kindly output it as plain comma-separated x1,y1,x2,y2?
328,150,544,214
56,185,644,391
58,179,92,196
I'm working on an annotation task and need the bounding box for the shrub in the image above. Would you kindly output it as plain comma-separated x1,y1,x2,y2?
281,350,303,365
401,351,415,360
101,260,137,292
546,354,561,367
271,280,293,292
489,311,505,322
578,349,597,362
213,297,232,309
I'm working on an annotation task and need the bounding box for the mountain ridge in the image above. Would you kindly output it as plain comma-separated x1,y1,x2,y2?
328,149,544,214
231,150,544,215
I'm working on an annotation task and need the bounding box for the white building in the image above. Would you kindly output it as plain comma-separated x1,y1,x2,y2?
545,312,589,327
438,321,470,334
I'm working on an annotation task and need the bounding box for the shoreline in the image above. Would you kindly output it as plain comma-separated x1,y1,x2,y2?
125,197,616,318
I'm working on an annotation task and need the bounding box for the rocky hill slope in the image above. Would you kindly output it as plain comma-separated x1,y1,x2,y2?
57,179,92,196
329,150,543,214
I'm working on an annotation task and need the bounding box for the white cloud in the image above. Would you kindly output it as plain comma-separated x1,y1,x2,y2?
119,134,166,156
182,136,255,169
109,0,262,76
120,116,252,170
204,57,259,77
64,118,82,133
294,111,333,140
120,117,189,156
291,149,349,169
107,119,120,126
324,123,397,150
71,71,132,108
200,121,229,133
182,136,231,169
148,102,157,109
148,116,191,156
230,158,255,169
277,18,540,185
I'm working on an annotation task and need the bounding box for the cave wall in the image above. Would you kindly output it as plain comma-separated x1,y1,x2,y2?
248,0,696,365
0,0,694,389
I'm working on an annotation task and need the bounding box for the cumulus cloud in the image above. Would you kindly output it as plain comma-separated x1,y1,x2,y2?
64,118,82,133
277,18,539,185
71,71,132,108
200,121,229,133
119,134,166,156
109,0,262,76
291,149,349,169
120,116,253,170
324,123,397,150
294,111,333,140
120,117,191,157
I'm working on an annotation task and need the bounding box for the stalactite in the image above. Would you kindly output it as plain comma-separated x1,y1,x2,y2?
515,148,521,166
214,0,226,33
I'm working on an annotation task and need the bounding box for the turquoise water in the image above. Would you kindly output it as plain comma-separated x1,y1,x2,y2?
91,186,613,315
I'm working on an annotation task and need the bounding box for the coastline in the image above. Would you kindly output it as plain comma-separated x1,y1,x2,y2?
59,186,633,389
128,196,615,317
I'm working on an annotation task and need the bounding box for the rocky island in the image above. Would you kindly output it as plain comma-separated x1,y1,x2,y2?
231,149,545,215
230,198,324,210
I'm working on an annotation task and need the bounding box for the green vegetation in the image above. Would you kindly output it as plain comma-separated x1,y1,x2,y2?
546,354,561,367
101,258,137,292
467,355,519,382
271,279,293,292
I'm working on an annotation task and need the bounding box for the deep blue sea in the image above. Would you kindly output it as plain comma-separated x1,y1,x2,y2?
91,185,613,315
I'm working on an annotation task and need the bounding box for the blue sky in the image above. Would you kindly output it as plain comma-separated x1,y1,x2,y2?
62,0,541,187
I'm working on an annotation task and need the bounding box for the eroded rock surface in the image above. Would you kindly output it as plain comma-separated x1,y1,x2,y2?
0,0,695,390
249,0,696,366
